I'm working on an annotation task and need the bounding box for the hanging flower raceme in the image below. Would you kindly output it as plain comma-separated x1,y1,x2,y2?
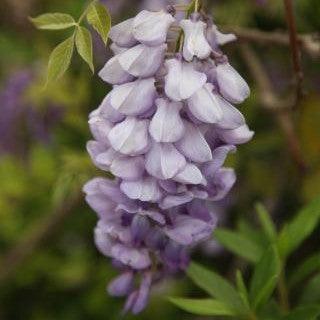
83,3,253,314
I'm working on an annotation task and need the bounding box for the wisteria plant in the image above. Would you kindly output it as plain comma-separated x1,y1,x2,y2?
30,0,320,319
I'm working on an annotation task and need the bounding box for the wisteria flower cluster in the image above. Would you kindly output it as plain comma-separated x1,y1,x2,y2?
83,4,253,314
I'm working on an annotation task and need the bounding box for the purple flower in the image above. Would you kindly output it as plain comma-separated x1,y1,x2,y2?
132,10,175,46
120,176,162,202
165,58,207,101
84,4,253,314
109,18,138,47
206,21,237,50
108,117,150,155
175,120,212,163
145,142,186,179
108,78,156,116
180,14,212,61
124,272,152,314
117,43,167,77
108,271,134,297
187,83,223,124
149,98,185,143
98,55,135,85
164,208,216,245
216,62,251,104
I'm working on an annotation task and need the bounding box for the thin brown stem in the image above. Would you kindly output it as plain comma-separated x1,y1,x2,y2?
240,44,307,174
278,271,290,312
283,0,304,104
0,190,83,284
222,26,320,58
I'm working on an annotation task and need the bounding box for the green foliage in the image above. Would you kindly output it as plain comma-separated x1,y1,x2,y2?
299,274,320,304
75,26,94,72
30,0,111,85
171,198,320,319
29,13,76,30
282,305,320,320
168,298,236,316
249,246,281,310
187,262,246,314
236,270,250,309
277,197,320,258
214,228,263,263
288,253,320,288
215,198,320,267
46,35,74,85
255,203,277,242
86,2,111,45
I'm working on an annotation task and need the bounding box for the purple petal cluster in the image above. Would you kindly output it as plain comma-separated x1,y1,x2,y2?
84,6,253,314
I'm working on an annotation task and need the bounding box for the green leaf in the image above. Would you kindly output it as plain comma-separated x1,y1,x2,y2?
215,228,263,263
187,262,245,313
288,252,320,288
236,270,250,309
255,203,277,241
249,246,281,310
30,13,76,30
281,305,320,320
300,274,320,304
258,300,283,320
168,298,236,316
46,35,74,85
278,196,320,258
75,26,94,73
86,2,111,45
238,219,268,250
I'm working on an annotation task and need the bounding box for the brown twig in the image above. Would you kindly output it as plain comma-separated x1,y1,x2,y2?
0,190,83,284
222,26,320,58
283,0,304,105
240,44,307,174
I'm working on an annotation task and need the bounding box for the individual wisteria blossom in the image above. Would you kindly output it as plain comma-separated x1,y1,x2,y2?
84,2,253,314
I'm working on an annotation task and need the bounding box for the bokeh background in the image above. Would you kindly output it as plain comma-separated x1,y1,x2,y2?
0,0,319,319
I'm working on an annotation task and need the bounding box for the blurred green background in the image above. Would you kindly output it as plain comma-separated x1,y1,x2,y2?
0,0,319,319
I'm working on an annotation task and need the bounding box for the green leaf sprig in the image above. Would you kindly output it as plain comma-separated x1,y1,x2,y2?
30,0,111,86
170,197,320,319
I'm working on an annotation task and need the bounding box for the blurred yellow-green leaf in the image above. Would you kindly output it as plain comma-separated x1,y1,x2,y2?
46,35,74,85
86,2,111,45
75,26,94,73
30,13,76,30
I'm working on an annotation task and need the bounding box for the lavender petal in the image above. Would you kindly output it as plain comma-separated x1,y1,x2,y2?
149,98,185,143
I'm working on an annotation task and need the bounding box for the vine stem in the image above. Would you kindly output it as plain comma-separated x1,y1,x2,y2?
240,44,307,174
0,190,83,283
283,0,304,106
278,271,290,312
